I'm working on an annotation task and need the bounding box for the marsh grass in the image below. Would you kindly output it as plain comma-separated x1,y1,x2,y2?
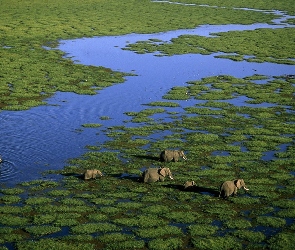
0,195,21,204
191,235,242,250
0,188,24,195
231,230,266,243
1,0,295,248
82,123,102,128
105,240,145,250
16,239,95,250
24,226,61,236
0,0,279,111
125,28,295,65
256,216,286,228
135,225,183,238
146,101,180,107
71,223,119,234
148,238,183,250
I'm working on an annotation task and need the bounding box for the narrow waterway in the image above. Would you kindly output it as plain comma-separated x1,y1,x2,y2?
0,8,294,184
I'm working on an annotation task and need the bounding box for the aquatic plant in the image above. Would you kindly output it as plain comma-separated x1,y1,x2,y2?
147,101,180,107
1,1,295,249
81,123,102,128
268,232,295,250
25,197,53,205
16,239,95,250
188,224,219,236
256,216,286,228
1,215,29,226
105,240,145,250
135,225,183,238
125,28,295,65
148,238,183,250
0,188,24,195
0,195,21,204
231,230,266,243
33,214,56,225
191,235,242,250
24,225,61,236
71,223,119,234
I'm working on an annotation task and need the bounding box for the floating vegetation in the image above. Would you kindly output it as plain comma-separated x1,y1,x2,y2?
82,123,102,128
124,28,295,65
1,0,295,249
24,225,61,236
148,238,183,250
146,101,180,107
1,72,295,248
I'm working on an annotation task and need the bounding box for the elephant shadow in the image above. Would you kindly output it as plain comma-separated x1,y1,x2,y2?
133,155,160,161
111,173,142,182
164,184,219,197
192,186,219,197
61,172,85,180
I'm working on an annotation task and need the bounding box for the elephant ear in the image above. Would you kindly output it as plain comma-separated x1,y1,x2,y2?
234,179,242,188
159,168,166,177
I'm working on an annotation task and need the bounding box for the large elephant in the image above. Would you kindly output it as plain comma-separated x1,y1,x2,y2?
159,150,187,162
219,179,249,198
83,169,103,180
142,167,173,183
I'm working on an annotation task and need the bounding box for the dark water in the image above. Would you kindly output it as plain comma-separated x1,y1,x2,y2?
1,9,294,184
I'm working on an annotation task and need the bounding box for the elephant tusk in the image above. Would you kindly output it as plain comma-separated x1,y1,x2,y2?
169,176,174,180
244,187,249,191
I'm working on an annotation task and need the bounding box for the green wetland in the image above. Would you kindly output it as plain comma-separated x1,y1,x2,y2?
1,0,295,249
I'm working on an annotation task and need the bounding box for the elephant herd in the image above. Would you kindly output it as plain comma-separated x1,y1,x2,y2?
82,149,249,199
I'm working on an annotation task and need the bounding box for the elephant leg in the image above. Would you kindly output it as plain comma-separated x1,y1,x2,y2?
143,172,149,183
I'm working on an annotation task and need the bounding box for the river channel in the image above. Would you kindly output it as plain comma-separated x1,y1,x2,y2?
0,7,294,184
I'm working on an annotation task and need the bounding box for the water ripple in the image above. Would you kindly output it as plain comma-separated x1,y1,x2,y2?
0,160,19,182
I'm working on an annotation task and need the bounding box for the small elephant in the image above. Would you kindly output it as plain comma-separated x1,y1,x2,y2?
142,167,173,183
183,181,196,189
219,179,249,199
159,150,187,162
83,169,103,180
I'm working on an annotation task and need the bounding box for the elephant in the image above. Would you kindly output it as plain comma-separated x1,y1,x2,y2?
159,150,187,162
142,167,173,183
83,169,103,180
219,179,249,199
183,180,196,189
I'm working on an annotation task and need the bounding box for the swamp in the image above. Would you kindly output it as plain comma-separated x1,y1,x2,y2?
0,0,295,249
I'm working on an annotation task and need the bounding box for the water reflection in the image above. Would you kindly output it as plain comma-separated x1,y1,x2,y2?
1,8,295,184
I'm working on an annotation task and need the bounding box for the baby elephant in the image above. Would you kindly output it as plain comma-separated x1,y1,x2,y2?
142,167,173,183
183,181,196,190
160,150,187,162
219,179,249,199
83,169,103,180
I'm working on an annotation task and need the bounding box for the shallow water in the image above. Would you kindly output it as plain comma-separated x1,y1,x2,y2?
1,8,295,184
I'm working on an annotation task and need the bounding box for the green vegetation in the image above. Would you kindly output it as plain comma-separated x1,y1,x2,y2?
0,0,286,111
82,123,102,128
125,28,295,65
1,0,295,249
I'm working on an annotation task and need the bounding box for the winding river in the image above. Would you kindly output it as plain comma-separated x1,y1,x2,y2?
0,6,294,184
